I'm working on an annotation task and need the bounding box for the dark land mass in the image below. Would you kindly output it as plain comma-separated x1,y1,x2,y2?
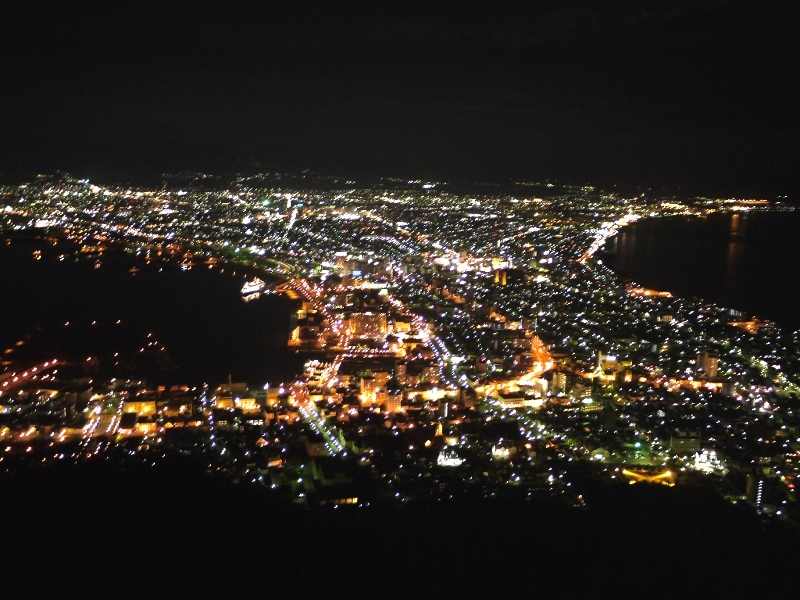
1,458,796,595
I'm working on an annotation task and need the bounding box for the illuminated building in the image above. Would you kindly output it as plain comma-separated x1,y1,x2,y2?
234,395,261,414
437,448,464,467
551,370,567,395
493,268,525,286
348,312,387,336
727,319,773,334
392,318,412,333
122,398,156,416
359,373,376,402
394,361,407,385
310,456,359,506
384,391,402,413
213,395,235,410
697,351,718,378
497,390,527,408
746,468,781,511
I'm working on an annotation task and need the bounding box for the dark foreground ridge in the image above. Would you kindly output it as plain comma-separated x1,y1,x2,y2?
2,458,796,595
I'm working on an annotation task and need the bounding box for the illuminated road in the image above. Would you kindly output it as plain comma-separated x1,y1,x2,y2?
621,468,676,486
97,414,120,437
293,382,346,456
0,359,60,395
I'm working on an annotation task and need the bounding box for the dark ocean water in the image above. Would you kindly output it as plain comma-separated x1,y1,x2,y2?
603,210,800,332
0,235,304,389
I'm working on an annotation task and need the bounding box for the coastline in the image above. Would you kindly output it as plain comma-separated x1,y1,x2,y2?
601,208,800,332
0,233,302,389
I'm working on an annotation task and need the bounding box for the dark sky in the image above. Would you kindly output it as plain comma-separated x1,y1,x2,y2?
2,1,798,196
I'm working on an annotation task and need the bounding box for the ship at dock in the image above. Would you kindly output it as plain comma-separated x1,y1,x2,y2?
241,277,274,301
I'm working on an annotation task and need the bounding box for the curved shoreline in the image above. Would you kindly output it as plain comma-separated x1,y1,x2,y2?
599,209,800,332
0,233,301,389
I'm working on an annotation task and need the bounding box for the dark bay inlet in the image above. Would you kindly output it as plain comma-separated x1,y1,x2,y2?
0,233,304,389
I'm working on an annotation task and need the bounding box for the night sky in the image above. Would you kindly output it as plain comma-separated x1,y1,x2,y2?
2,1,799,197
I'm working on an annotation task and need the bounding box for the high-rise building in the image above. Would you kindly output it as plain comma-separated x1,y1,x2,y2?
697,351,719,378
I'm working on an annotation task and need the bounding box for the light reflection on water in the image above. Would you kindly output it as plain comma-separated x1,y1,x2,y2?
606,210,800,332
0,235,303,389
